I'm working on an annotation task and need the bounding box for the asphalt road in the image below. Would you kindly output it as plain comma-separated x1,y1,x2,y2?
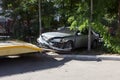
0,54,120,80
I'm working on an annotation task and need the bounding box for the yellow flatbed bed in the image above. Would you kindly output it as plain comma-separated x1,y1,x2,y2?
0,40,42,56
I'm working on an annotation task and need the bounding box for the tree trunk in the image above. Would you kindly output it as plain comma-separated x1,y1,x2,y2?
117,0,120,37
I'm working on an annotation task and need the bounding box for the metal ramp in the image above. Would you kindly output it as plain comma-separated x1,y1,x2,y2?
0,40,43,56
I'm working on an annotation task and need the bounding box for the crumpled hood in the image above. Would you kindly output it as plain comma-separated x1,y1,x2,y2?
41,32,72,40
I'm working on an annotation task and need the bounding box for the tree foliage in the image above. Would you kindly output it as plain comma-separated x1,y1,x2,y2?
68,0,120,53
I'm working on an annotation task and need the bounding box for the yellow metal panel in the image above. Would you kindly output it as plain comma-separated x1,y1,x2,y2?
0,40,42,56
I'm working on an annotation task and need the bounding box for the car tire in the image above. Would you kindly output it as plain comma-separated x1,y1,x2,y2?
92,40,98,49
64,41,73,51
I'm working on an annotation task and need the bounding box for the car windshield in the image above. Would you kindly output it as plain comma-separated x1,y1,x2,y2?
57,27,76,34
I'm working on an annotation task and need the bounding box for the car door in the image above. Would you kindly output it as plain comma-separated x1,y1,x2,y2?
74,31,88,48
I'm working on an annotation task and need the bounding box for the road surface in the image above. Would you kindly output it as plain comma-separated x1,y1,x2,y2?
0,54,120,80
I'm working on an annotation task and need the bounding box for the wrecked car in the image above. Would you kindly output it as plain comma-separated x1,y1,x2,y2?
37,27,99,52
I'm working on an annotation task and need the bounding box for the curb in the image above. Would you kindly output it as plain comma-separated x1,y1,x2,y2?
97,55,120,61
43,53,120,61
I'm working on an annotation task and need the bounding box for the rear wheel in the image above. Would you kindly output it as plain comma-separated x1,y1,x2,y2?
92,40,98,49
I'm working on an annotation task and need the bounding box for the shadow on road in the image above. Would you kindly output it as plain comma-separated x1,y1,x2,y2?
0,53,100,77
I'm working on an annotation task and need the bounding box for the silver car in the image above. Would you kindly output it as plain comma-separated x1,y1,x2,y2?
37,27,99,51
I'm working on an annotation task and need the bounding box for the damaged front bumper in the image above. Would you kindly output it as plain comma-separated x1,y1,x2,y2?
37,36,71,52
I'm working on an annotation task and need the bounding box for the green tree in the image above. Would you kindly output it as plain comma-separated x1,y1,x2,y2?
2,0,39,40
68,0,120,53
53,0,80,26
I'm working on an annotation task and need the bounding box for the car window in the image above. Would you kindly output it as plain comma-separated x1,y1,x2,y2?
57,27,75,34
57,27,95,36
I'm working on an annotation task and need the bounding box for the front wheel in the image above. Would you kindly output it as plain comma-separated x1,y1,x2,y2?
64,41,73,51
